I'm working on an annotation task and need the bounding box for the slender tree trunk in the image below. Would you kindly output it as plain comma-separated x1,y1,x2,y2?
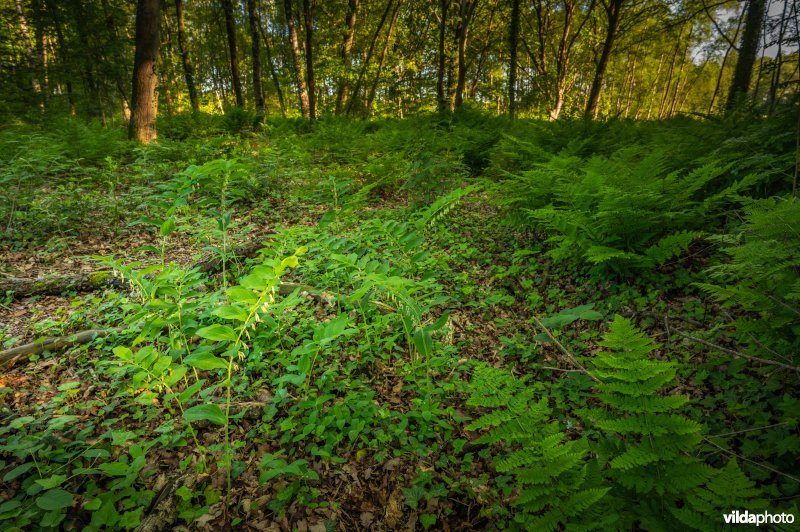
175,0,199,111
768,0,789,112
508,0,520,118
436,0,450,112
302,0,316,120
47,0,76,115
129,0,161,143
726,0,766,110
454,0,478,108
14,0,43,104
284,0,309,117
160,10,176,115
658,38,680,118
584,0,622,119
221,0,244,107
366,0,402,114
257,23,287,117
335,0,359,114
346,0,394,115
247,0,265,120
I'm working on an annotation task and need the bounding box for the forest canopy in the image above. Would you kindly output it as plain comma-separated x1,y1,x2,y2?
0,0,797,128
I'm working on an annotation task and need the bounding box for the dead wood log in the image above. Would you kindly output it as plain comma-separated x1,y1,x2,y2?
0,328,118,368
0,236,273,300
136,473,209,532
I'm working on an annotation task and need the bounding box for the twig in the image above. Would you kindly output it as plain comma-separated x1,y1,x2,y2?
702,437,800,483
532,315,602,383
707,422,790,438
671,328,800,372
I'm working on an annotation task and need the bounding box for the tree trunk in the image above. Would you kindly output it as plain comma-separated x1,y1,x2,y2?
129,0,161,143
726,0,766,110
302,0,316,120
284,0,309,117
247,0,265,120
508,0,520,118
46,0,77,115
436,0,450,112
14,0,43,105
221,0,244,107
454,0,478,108
346,0,395,115
584,0,622,119
258,23,287,117
335,0,359,114
175,0,199,111
365,0,402,115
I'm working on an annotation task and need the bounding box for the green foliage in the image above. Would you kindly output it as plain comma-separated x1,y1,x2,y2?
698,197,800,366
467,366,610,530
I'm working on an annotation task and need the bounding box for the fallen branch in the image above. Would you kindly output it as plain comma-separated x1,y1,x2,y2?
0,328,119,368
136,473,209,532
531,315,602,383
0,236,274,300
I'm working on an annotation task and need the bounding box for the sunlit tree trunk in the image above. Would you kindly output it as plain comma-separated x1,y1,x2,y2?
335,0,359,115
302,0,316,120
585,0,623,119
366,1,401,115
129,0,160,143
508,0,520,119
436,0,450,112
175,0,199,111
284,0,309,117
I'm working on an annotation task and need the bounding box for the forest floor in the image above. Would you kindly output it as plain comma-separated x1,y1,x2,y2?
1,114,797,530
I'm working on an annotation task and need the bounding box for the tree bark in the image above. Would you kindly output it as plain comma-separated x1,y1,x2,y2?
302,0,317,120
508,0,520,118
584,0,623,119
129,0,161,143
175,0,199,111
284,0,309,117
221,0,244,107
257,23,287,117
365,0,402,115
14,0,43,104
436,0,450,112
247,0,265,120
726,0,766,110
454,0,478,108
346,0,395,115
335,0,359,114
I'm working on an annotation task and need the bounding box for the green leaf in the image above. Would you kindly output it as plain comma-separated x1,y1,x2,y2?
213,305,249,322
35,475,67,489
195,324,237,342
184,351,229,371
183,404,226,426
36,489,73,511
3,462,34,481
98,462,131,476
160,217,176,236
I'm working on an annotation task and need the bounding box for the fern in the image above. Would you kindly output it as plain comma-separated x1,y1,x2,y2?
581,317,707,526
416,184,480,229
671,460,768,531
467,366,610,530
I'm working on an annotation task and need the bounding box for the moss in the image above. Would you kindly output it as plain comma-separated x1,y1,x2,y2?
88,270,111,287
